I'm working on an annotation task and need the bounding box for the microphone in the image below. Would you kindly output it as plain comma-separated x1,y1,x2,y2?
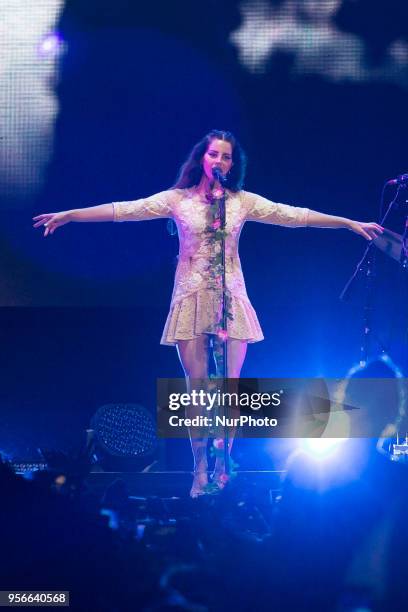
386,173,408,185
212,167,227,185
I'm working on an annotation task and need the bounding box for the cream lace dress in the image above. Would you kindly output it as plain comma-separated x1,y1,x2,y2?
112,188,309,345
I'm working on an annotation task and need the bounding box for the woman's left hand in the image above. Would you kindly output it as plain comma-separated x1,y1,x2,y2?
348,220,384,241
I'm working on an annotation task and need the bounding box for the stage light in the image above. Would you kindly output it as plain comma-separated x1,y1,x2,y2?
90,403,157,471
300,437,346,459
38,32,63,57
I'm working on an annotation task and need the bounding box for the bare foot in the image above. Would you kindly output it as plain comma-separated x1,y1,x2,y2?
190,470,209,498
211,469,229,491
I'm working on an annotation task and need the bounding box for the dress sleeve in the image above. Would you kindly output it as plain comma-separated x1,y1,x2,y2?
112,189,175,222
243,190,309,227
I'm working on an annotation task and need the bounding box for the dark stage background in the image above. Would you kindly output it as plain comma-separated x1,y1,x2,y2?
1,0,407,464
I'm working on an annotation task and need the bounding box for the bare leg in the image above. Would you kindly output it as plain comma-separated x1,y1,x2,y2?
213,338,247,485
177,335,210,497
227,338,247,378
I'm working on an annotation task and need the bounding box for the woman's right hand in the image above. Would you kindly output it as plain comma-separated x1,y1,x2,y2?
32,211,72,237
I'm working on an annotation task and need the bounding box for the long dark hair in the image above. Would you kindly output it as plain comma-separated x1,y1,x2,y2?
173,129,247,192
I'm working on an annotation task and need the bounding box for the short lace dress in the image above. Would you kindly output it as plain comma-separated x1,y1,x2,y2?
112,188,309,345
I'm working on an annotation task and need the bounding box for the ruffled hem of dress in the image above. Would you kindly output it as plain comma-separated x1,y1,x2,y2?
160,290,264,346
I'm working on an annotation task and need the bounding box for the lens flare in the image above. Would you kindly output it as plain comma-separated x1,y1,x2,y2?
38,32,63,57
301,438,346,458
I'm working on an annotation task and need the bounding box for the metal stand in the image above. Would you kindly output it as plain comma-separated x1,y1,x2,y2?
208,184,230,476
360,250,376,367
400,217,408,270
218,188,230,475
340,184,402,364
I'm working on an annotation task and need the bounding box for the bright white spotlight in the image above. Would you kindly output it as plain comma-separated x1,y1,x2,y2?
38,32,63,57
301,438,346,459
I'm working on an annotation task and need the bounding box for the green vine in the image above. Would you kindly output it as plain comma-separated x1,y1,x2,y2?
202,192,234,371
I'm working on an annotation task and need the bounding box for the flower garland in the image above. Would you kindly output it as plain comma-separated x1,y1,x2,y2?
203,190,234,376
182,189,240,494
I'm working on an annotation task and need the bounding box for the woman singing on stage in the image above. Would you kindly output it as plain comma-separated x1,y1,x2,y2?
33,129,383,497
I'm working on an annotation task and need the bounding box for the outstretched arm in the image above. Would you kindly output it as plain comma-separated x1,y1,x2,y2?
306,210,383,241
33,204,114,236
33,189,176,237
244,191,383,241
